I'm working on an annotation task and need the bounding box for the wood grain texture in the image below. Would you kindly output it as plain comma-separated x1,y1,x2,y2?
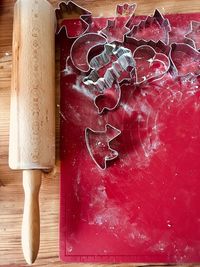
0,0,200,266
22,170,42,264
9,0,55,170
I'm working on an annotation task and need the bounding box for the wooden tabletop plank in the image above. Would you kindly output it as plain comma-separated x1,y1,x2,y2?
0,0,199,266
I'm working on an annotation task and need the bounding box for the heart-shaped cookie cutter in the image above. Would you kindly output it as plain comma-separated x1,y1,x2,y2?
133,44,171,84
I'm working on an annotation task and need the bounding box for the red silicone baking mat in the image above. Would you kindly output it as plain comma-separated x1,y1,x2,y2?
59,12,200,263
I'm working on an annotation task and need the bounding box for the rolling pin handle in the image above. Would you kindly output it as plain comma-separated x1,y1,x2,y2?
22,170,42,264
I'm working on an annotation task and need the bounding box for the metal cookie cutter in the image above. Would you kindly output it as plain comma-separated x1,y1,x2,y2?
116,3,137,16
169,43,200,77
185,21,200,51
84,43,136,88
100,3,137,43
116,3,138,30
125,38,171,56
83,43,136,113
55,1,92,38
94,82,122,114
133,44,170,84
85,124,121,170
126,9,171,45
70,33,107,72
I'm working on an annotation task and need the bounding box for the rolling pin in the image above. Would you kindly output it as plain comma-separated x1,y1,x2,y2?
9,0,55,264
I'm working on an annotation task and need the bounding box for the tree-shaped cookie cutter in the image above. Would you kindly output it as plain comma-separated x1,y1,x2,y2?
126,9,171,45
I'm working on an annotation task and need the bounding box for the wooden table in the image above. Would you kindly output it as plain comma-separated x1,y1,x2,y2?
0,0,199,266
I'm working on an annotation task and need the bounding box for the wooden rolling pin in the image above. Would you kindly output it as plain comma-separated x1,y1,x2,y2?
9,0,55,264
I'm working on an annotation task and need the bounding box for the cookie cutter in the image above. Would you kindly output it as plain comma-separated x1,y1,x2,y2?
94,82,122,114
83,43,136,113
117,3,138,30
125,38,171,55
100,3,137,43
85,124,121,170
169,43,200,77
126,9,171,45
133,44,170,84
116,3,137,16
84,43,136,88
55,1,92,38
61,56,79,76
70,33,107,72
184,21,200,51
